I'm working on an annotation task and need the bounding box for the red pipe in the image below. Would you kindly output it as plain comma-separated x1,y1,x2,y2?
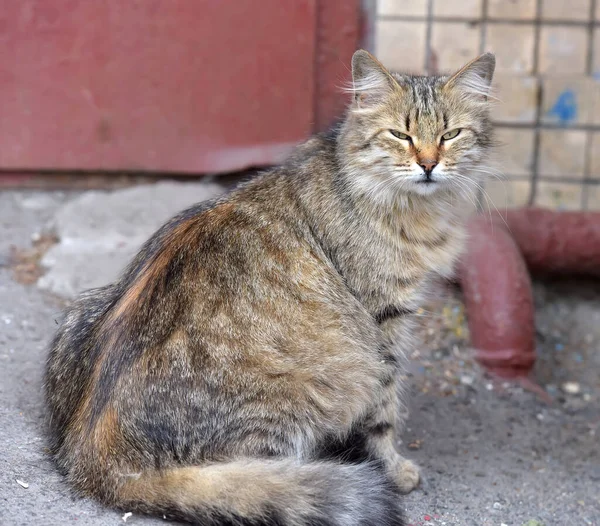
460,214,536,378
460,208,600,379
504,209,600,278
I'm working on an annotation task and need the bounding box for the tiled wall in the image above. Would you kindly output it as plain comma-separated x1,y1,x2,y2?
373,0,600,211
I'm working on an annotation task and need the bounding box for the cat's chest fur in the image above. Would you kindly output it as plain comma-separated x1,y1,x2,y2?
329,202,466,319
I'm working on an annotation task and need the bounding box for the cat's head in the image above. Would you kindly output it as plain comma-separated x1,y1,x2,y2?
339,50,495,203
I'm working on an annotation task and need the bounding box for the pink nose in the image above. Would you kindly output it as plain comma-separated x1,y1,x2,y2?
419,161,437,174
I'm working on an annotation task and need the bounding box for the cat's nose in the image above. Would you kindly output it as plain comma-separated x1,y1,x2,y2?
419,161,437,175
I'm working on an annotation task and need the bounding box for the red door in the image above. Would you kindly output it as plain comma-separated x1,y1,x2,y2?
0,1,361,174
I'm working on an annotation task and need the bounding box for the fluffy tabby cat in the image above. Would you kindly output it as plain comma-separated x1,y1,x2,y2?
45,50,495,525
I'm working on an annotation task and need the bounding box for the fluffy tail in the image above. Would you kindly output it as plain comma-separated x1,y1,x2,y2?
116,458,405,526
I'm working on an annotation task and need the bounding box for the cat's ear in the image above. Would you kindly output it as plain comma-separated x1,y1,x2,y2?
350,50,398,107
444,53,495,100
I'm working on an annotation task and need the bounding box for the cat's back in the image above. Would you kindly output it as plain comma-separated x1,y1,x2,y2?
44,140,321,391
43,196,232,453
45,144,382,471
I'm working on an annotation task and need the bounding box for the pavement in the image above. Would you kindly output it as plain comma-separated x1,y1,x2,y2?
0,183,598,526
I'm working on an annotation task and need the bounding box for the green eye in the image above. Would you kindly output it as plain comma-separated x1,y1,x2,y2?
390,130,411,141
442,129,461,141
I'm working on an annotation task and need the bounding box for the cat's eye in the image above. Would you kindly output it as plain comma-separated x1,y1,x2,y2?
441,129,461,141
389,130,411,141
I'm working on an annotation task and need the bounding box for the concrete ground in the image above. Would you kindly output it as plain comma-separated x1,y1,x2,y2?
0,184,598,526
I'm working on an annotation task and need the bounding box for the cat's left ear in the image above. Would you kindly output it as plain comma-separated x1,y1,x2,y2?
444,53,495,100
350,49,399,107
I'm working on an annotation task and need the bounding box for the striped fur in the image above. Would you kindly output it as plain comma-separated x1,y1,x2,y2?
45,50,495,525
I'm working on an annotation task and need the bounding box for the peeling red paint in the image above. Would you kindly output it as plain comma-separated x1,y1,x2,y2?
313,1,362,131
0,1,324,173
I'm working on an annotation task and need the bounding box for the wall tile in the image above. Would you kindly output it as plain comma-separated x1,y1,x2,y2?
539,130,587,178
487,24,535,74
378,0,428,17
585,185,600,210
433,0,482,18
485,180,532,209
492,75,538,123
541,0,591,21
591,28,600,77
588,132,600,177
488,0,537,19
493,128,536,176
535,182,583,210
590,77,600,126
541,77,593,125
539,26,588,74
375,21,427,73
430,22,480,71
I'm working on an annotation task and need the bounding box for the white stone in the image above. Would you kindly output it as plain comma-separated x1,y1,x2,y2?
37,181,225,298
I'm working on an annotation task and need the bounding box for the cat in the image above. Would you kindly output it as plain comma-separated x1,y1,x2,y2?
45,50,495,526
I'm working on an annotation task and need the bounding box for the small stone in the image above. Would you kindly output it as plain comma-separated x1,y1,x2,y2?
16,479,29,489
522,520,545,526
492,501,503,510
583,393,591,402
460,375,474,386
561,381,581,395
122,512,133,522
408,439,423,450
485,383,494,391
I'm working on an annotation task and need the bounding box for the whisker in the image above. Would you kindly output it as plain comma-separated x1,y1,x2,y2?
455,173,509,231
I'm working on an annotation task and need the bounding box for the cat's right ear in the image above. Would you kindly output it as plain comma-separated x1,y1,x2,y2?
444,53,496,100
350,50,398,108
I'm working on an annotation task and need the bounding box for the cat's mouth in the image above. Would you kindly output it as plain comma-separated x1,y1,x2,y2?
410,173,443,195
417,176,436,185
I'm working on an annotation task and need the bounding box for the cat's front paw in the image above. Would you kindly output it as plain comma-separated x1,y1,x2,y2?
392,459,420,494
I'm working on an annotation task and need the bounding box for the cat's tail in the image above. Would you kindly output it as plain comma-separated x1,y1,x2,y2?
115,458,405,526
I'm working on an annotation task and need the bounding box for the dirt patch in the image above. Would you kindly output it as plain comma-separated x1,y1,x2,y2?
8,233,59,285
